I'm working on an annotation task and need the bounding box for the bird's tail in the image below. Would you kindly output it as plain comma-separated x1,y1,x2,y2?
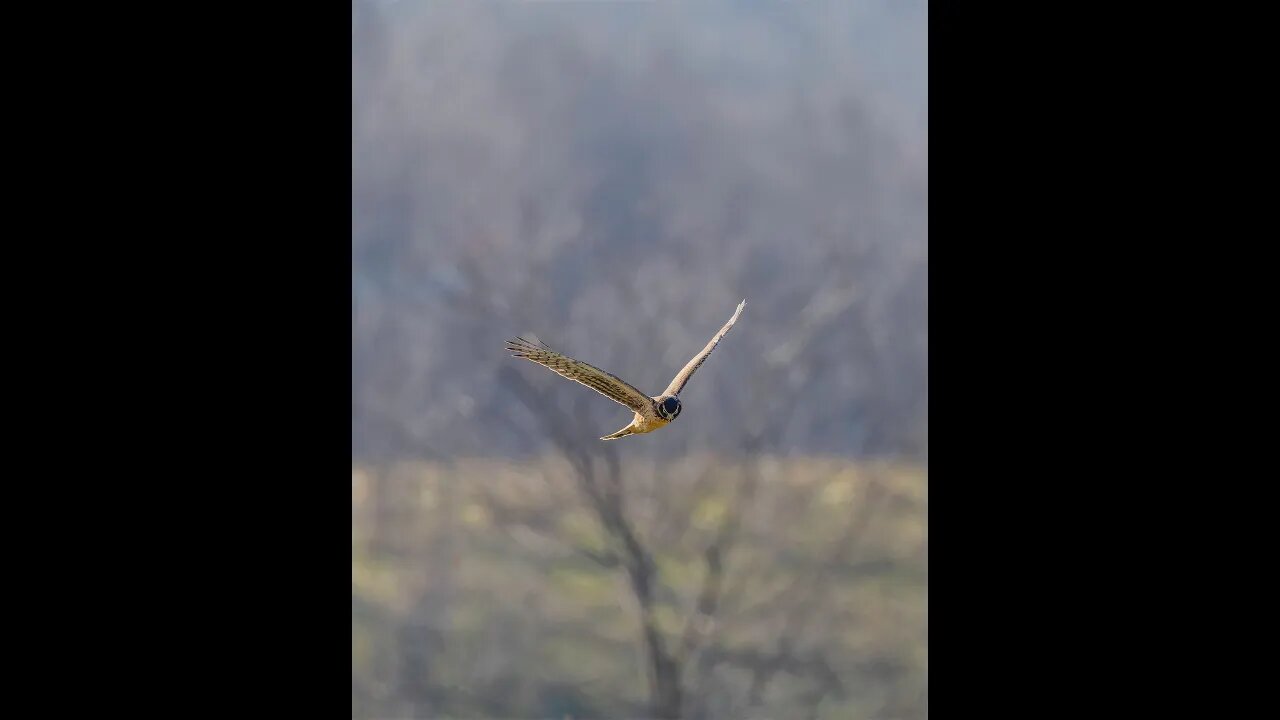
600,423,636,441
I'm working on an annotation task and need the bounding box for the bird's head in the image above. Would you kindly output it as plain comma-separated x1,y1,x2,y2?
657,395,682,421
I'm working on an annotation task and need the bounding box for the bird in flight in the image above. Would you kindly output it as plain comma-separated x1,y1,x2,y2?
506,299,746,440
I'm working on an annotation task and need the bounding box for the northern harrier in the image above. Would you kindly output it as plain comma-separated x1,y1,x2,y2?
506,299,746,440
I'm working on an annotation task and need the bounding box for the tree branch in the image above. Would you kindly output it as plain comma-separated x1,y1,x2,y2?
499,363,683,718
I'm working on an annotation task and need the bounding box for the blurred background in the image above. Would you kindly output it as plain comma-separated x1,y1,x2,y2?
352,1,926,718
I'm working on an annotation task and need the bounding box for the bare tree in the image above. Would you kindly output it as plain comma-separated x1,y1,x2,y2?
483,269,893,718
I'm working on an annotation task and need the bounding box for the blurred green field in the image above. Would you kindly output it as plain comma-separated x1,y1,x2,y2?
353,455,926,719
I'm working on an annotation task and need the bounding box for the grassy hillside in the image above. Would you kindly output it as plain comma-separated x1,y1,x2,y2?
353,454,926,719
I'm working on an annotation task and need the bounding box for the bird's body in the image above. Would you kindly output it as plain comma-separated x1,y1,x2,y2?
599,399,678,440
506,300,745,440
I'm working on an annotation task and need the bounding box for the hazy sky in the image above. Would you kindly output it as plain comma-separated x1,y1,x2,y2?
352,0,928,460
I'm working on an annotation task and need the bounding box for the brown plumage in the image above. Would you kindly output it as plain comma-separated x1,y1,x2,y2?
505,299,746,440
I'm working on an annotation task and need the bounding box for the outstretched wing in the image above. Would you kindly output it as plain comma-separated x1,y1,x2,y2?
662,299,746,397
506,336,652,413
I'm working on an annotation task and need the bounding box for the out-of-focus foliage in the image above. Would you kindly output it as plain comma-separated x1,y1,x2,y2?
352,0,927,462
353,457,925,719
353,1,926,718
